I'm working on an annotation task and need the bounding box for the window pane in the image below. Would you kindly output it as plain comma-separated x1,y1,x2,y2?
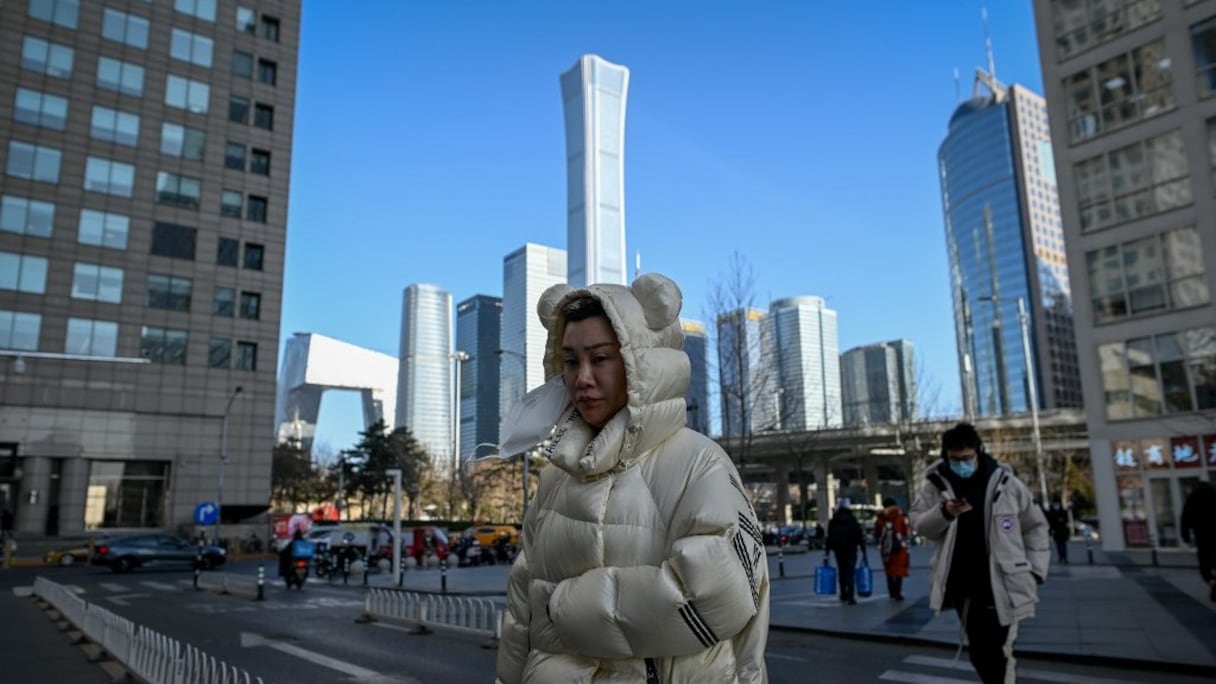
239,291,260,320
1,253,48,294
217,238,239,266
170,28,213,67
103,9,150,49
78,210,129,250
22,36,74,78
258,59,277,85
254,104,274,130
1100,341,1132,420
236,6,256,33
244,243,264,270
91,106,140,146
228,96,249,124
236,341,257,370
0,310,42,351
29,0,80,29
212,287,235,316
232,51,253,79
72,263,123,303
1,196,55,238
221,191,243,218
1123,236,1167,315
247,196,267,223
175,0,217,22
97,57,144,97
209,337,231,367
225,143,246,170
151,221,197,260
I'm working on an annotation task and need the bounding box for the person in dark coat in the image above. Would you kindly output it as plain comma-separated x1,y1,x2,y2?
1044,498,1071,565
826,500,866,604
1180,481,1216,602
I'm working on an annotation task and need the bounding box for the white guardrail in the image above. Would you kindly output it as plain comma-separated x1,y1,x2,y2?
32,577,264,684
364,588,503,642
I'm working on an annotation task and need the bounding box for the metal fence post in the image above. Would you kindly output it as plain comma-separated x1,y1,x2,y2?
256,564,264,601
193,542,202,590
441,558,448,594
1086,536,1093,566
778,547,785,579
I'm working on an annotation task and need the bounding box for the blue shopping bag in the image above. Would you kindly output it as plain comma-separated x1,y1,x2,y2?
813,554,836,596
855,555,873,598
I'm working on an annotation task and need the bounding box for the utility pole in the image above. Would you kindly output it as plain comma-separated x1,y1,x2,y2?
216,385,243,546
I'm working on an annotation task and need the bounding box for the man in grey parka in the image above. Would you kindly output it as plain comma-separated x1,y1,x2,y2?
910,422,1050,684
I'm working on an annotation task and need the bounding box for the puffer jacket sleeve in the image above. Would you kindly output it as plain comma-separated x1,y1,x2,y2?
1015,481,1051,582
495,547,531,684
910,468,951,542
547,454,766,660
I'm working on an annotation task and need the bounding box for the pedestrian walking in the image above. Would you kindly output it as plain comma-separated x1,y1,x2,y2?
910,422,1050,684
1044,497,1071,565
1180,480,1216,602
495,274,770,684
826,499,866,604
876,497,910,601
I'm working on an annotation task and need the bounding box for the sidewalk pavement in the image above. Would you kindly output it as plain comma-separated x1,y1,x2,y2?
0,588,110,682
372,540,1216,675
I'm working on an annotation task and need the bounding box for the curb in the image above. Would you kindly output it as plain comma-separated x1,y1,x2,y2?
769,623,1216,678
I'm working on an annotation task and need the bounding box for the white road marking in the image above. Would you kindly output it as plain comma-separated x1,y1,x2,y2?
11,586,32,598
903,655,1143,684
104,593,151,607
765,653,808,662
100,582,126,592
139,581,179,591
879,671,975,684
240,632,378,678
66,585,86,594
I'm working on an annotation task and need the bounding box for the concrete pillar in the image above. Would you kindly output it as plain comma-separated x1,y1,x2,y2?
16,456,51,535
774,461,790,526
58,457,89,536
815,458,832,529
862,461,881,507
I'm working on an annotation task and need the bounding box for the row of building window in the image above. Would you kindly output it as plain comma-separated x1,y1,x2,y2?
1100,325,1216,421
29,0,281,44
5,141,271,223
1087,225,1210,325
21,35,279,130
1052,0,1163,62
0,309,259,371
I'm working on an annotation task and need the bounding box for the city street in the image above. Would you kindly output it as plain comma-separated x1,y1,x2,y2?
4,558,1214,683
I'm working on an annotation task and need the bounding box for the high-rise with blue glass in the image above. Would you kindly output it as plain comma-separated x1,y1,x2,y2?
456,295,501,463
938,69,1082,418
768,296,843,430
682,320,711,435
560,54,628,287
397,283,454,473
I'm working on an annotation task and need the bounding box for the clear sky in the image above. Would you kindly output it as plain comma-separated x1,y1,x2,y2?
282,1,1049,454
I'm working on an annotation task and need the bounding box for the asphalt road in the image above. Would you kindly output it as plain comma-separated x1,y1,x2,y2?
5,564,1214,683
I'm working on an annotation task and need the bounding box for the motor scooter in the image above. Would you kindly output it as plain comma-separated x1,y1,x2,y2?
283,539,314,590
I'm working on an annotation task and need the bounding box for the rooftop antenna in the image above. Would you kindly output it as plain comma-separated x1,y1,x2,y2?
982,7,996,82
954,67,961,103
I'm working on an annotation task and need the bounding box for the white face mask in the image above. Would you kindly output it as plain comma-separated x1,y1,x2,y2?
949,459,977,479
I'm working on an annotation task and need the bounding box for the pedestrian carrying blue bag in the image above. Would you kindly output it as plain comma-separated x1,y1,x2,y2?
855,555,873,598
813,554,836,595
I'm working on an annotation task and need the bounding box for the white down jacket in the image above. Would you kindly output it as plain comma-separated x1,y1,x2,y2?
496,274,770,684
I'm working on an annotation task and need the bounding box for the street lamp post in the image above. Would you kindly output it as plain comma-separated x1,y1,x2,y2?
216,385,243,546
386,469,402,583
450,351,469,520
1016,298,1049,504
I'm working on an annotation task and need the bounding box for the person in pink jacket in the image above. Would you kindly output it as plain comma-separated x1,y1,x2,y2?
496,273,770,684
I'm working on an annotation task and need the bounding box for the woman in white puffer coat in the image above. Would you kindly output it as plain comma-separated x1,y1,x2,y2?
495,273,770,684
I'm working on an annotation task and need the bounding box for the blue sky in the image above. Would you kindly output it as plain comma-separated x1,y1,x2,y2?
282,1,1048,453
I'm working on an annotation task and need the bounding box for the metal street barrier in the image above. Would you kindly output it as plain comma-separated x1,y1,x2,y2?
195,571,262,599
363,587,502,643
32,576,264,684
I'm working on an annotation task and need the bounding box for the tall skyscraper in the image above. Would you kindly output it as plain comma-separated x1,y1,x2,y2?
456,294,501,463
938,67,1082,419
396,284,454,473
682,320,710,434
500,244,566,436
841,340,916,427
560,54,628,287
716,308,770,437
1034,1,1216,550
768,296,843,430
0,1,299,535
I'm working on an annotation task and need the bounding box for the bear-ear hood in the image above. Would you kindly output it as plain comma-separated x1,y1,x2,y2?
498,273,690,477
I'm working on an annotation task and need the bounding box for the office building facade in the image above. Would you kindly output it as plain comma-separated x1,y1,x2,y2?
940,69,1084,420
396,284,454,473
841,340,916,426
1034,0,1216,550
0,0,299,535
717,307,771,437
499,243,565,439
682,319,710,435
560,54,628,287
768,296,843,430
455,294,501,463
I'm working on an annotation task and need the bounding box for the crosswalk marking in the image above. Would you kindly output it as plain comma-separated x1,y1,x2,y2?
879,671,974,684
66,585,85,594
11,586,32,598
890,655,1145,684
100,582,126,592
139,581,179,591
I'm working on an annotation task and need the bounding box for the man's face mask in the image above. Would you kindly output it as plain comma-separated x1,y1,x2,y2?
947,448,978,479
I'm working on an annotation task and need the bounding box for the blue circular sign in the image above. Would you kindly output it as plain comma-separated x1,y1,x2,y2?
194,502,218,525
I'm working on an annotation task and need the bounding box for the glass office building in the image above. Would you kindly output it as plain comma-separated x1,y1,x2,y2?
841,340,916,426
396,284,454,474
0,0,300,535
455,294,501,463
682,320,711,435
717,308,770,437
560,54,628,287
768,296,843,430
939,72,1082,419
1034,0,1216,550
499,243,565,437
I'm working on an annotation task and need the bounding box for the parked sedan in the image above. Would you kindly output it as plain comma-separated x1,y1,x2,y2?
44,544,93,567
91,534,226,573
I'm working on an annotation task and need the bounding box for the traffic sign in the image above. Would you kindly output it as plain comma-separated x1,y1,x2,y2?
194,502,218,525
